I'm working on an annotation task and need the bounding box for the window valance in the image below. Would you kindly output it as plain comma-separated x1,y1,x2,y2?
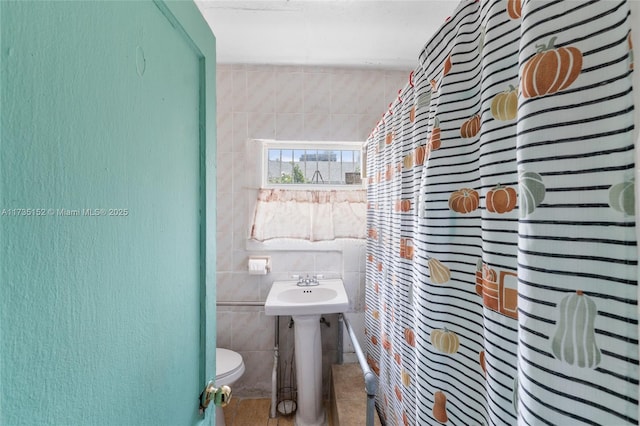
250,189,367,241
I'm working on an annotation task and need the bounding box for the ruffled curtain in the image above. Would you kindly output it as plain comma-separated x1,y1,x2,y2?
365,0,637,425
250,188,366,241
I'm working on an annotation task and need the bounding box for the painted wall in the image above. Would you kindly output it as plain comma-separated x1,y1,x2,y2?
1,1,217,425
215,64,408,396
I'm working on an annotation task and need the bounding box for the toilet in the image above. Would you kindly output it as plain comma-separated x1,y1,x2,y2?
215,348,245,426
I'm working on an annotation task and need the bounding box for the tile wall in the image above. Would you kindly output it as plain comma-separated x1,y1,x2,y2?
215,64,410,397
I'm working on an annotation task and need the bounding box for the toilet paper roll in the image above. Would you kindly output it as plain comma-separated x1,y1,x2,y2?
248,258,268,275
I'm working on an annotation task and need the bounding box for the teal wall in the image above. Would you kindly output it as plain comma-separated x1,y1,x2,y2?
0,1,217,425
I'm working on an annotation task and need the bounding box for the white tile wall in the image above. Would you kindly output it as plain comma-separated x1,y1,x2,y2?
215,64,409,397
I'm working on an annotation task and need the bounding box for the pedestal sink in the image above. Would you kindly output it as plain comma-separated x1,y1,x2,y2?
265,278,349,426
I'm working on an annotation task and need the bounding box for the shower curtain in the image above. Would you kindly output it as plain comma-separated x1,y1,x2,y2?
364,1,637,425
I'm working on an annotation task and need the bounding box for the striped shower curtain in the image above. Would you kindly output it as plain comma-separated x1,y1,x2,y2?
364,0,637,425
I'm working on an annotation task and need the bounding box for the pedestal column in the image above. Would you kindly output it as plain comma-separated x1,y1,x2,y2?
292,314,325,426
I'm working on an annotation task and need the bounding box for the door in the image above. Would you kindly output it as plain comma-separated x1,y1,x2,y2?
0,1,217,425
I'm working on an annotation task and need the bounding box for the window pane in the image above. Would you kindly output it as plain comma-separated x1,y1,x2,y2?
265,144,363,186
267,149,281,183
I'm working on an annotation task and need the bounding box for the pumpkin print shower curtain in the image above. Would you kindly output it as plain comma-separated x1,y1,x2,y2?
365,0,637,424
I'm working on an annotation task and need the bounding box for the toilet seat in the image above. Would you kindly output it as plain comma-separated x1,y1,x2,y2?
216,348,245,386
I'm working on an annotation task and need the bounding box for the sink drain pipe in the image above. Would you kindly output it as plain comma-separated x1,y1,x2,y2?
270,316,279,418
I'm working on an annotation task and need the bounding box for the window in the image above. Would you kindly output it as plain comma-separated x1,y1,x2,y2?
262,141,364,187
250,140,367,241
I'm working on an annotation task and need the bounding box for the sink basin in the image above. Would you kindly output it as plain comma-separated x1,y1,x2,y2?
264,278,349,316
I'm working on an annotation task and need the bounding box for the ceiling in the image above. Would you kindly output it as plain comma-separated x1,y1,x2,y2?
194,1,459,70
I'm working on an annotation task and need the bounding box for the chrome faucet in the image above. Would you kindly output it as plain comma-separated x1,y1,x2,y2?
296,274,320,286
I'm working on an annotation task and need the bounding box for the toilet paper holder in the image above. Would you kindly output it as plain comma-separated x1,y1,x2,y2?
248,256,271,275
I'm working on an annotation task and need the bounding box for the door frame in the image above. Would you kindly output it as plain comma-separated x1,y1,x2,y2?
154,0,217,406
